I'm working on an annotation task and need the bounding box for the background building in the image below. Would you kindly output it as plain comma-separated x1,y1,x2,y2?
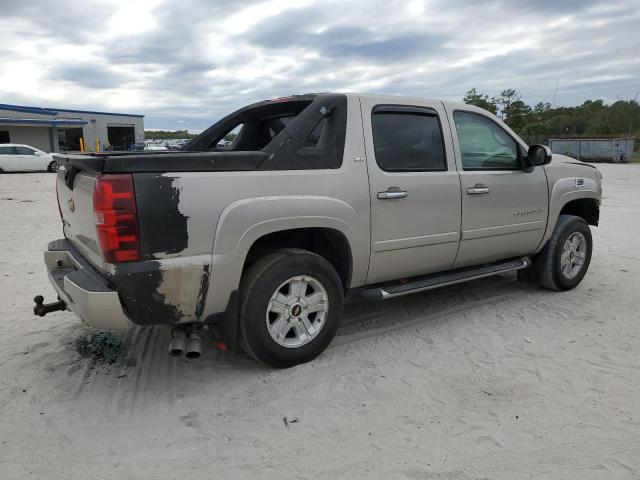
0,103,144,153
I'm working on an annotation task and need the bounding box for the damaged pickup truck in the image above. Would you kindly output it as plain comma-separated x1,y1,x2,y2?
35,93,602,368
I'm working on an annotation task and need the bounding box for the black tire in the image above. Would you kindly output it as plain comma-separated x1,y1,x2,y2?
239,248,344,368
47,161,59,172
537,214,592,291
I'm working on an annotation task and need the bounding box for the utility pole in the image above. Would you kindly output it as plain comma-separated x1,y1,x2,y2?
552,76,559,108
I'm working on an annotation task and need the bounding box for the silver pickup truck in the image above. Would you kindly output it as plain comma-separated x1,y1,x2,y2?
35,93,602,367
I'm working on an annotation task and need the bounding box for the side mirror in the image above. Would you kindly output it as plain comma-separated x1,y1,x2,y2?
526,144,552,168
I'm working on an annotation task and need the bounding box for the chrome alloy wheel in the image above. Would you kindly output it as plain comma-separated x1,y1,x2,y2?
560,232,587,279
265,275,329,348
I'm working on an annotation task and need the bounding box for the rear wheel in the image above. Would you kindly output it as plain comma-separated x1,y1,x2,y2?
239,249,343,368
538,214,593,291
47,160,59,172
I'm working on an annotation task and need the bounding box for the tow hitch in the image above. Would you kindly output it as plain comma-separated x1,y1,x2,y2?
33,295,67,317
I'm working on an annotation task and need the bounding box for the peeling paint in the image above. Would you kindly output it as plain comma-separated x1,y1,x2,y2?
134,173,189,258
110,256,211,325
195,264,210,319
155,264,208,322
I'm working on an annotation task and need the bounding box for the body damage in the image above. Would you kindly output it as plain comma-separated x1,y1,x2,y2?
44,93,602,335
102,93,364,326
109,174,213,324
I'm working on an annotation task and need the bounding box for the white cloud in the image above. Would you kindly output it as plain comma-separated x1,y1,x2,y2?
106,0,162,36
0,0,638,130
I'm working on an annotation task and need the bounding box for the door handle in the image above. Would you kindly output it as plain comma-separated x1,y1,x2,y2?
377,188,407,200
467,184,490,195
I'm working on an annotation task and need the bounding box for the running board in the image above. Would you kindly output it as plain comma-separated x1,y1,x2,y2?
359,256,532,301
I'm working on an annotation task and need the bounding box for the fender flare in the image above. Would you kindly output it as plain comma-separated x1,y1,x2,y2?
536,177,600,252
204,195,368,314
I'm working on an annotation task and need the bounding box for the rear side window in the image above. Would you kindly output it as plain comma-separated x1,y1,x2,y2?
0,146,16,155
15,146,35,155
453,111,520,170
215,123,244,148
372,109,446,172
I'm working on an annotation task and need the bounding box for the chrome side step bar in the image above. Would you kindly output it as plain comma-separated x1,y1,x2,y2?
359,256,532,301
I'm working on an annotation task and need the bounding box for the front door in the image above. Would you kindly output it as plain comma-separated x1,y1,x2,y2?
361,97,461,284
447,108,548,268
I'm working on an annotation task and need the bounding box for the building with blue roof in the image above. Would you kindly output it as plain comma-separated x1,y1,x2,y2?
0,103,145,153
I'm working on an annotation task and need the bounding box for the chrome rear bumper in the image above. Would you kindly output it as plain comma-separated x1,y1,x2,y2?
44,239,132,330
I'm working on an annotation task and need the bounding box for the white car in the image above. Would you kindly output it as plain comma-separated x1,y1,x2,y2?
144,144,168,151
0,144,59,172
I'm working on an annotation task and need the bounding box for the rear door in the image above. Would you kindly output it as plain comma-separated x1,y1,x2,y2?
446,107,548,268
0,146,18,171
361,97,461,284
15,146,42,171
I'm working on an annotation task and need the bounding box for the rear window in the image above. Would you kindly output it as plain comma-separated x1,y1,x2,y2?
0,146,16,155
372,110,446,171
264,116,295,140
15,146,35,155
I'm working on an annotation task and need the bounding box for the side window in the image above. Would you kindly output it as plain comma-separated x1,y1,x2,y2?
15,146,36,155
453,111,520,170
0,146,16,155
214,123,244,148
371,110,446,172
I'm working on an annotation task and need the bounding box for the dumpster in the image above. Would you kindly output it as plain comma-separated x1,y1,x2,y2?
549,137,635,163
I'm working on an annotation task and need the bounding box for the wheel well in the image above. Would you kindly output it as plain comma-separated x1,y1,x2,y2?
559,198,599,226
244,228,352,289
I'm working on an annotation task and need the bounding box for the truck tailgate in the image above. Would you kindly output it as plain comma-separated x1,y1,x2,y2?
56,167,105,271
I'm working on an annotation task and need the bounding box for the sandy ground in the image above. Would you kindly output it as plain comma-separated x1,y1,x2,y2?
1,164,639,479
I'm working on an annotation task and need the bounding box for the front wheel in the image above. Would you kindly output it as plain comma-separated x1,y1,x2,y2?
538,214,593,291
47,160,59,172
239,249,343,368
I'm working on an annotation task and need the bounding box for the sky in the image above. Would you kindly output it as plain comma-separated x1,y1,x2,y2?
0,0,638,132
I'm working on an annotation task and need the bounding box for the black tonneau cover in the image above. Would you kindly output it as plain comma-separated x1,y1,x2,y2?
52,150,269,173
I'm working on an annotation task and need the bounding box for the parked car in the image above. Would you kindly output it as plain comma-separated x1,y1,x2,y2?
144,143,168,151
36,93,602,368
0,144,59,172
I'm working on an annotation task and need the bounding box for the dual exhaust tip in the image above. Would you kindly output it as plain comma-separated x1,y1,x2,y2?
169,328,202,359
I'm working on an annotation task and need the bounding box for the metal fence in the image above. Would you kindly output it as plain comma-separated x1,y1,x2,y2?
548,137,635,163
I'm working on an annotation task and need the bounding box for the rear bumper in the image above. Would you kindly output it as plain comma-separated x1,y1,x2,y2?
44,239,132,330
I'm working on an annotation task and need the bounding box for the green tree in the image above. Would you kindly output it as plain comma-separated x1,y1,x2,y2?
144,129,197,140
463,88,497,114
503,100,532,129
493,89,522,120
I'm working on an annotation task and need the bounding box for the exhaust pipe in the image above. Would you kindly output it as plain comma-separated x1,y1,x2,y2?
185,332,202,359
169,327,186,356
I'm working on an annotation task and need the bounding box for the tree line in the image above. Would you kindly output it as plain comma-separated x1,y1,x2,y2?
463,88,640,147
144,129,197,140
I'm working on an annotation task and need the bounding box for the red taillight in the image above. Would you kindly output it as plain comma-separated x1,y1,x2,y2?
93,174,140,263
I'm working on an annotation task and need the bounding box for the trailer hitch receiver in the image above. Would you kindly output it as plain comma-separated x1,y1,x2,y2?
33,295,67,317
